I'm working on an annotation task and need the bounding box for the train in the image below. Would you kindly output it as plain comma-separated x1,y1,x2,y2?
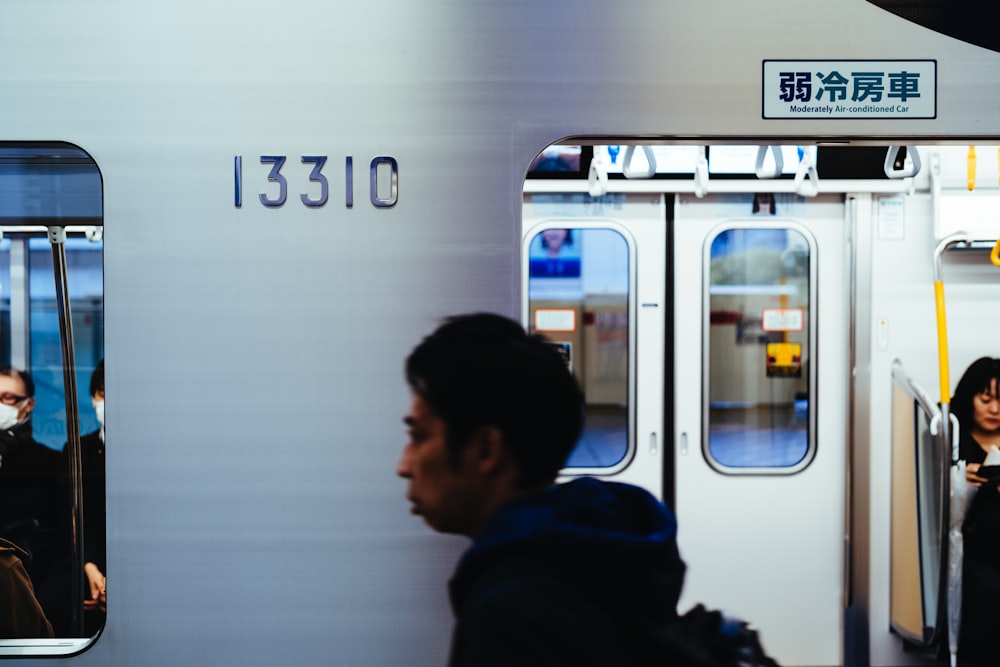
3,0,1000,665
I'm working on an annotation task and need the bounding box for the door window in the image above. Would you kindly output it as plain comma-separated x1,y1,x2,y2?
705,225,815,471
526,226,630,469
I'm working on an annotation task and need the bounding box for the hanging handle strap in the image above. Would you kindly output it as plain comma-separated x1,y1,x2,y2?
694,147,709,198
754,145,784,179
794,146,819,197
622,146,657,179
587,155,608,197
884,146,921,179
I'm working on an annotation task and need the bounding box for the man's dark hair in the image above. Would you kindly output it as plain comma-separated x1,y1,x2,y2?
0,368,35,398
405,313,585,488
952,356,1000,430
90,360,105,398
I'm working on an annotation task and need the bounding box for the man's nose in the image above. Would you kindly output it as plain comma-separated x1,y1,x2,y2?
396,448,412,478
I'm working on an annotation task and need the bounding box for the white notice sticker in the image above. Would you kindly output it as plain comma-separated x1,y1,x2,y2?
761,308,804,332
534,309,576,332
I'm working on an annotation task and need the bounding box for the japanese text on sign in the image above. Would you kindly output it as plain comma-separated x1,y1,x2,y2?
762,60,936,119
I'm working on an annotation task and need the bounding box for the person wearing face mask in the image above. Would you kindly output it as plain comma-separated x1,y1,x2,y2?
63,360,106,633
0,367,70,636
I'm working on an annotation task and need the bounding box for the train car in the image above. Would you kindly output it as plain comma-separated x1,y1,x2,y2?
2,1,1000,665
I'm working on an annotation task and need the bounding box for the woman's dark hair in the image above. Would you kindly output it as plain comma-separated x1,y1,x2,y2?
952,356,1000,430
405,313,584,488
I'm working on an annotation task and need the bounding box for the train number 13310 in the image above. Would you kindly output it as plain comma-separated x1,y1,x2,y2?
234,155,399,209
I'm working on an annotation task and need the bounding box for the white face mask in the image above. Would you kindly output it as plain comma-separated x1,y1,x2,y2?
93,399,105,428
0,403,21,431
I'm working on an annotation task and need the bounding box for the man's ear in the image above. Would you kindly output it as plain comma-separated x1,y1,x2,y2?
469,425,505,474
18,397,35,420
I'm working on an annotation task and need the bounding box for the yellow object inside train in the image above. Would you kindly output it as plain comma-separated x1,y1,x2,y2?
766,342,802,377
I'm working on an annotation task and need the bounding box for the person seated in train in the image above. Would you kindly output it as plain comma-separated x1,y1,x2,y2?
397,313,686,666
61,360,106,633
952,357,1000,667
0,368,73,637
0,536,54,638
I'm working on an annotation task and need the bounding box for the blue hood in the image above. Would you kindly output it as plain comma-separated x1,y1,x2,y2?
450,477,685,613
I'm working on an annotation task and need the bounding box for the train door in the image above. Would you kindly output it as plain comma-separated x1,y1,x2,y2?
673,192,849,667
522,193,667,495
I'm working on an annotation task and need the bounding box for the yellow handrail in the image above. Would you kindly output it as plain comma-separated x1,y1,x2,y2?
992,238,1000,267
934,280,951,403
967,146,976,191
933,234,974,404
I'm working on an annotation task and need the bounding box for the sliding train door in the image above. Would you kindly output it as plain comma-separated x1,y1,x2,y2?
673,192,849,667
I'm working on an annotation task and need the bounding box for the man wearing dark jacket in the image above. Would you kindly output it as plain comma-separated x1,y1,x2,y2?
397,313,685,666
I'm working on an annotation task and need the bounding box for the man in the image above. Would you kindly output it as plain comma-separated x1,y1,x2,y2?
397,313,686,666
0,368,71,636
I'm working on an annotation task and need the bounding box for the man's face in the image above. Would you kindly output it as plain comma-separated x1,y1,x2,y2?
0,373,34,421
397,394,483,536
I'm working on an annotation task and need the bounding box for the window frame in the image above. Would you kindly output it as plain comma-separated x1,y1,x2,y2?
522,219,638,476
701,219,819,475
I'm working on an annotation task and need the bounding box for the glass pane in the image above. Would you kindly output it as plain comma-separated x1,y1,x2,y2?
707,226,811,469
527,227,629,469
29,237,105,447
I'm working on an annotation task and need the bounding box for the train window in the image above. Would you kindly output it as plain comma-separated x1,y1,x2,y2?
707,145,802,176
525,226,630,469
527,145,584,174
0,142,104,650
705,225,814,471
594,145,702,176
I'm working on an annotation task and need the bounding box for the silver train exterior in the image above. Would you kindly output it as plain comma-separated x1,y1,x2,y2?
3,1,1000,665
